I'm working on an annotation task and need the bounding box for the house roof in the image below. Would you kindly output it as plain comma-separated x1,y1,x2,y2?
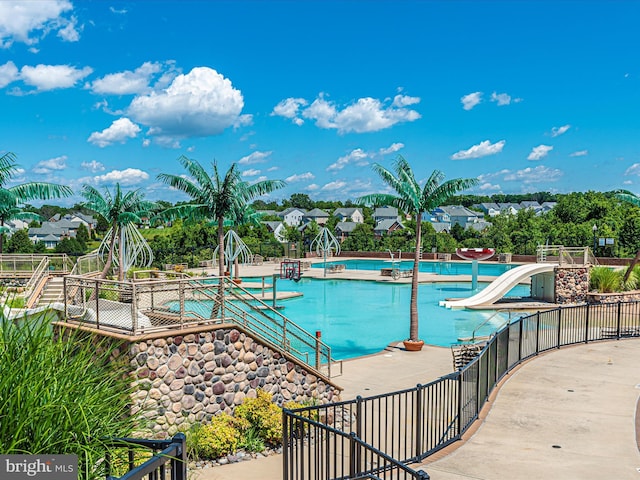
373,207,398,217
520,201,541,209
335,221,358,233
438,205,480,217
475,202,500,211
279,207,307,216
431,222,451,233
262,221,283,231
374,219,404,232
333,207,362,217
305,208,330,217
467,221,492,232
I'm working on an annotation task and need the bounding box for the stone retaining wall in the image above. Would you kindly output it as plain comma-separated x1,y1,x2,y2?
554,266,590,304
129,326,341,436
587,291,640,304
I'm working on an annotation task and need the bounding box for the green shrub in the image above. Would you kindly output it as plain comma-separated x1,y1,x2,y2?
0,315,135,480
590,266,621,293
238,426,266,453
234,389,283,444
192,414,242,459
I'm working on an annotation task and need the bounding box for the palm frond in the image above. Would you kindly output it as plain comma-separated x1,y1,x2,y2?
10,182,73,202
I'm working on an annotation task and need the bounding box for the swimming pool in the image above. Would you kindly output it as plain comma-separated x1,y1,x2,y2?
180,277,530,360
312,259,517,276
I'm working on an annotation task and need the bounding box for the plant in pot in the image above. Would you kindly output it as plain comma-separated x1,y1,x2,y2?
357,156,478,351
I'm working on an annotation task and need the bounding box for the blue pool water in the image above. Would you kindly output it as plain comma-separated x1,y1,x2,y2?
184,277,530,360
311,259,517,276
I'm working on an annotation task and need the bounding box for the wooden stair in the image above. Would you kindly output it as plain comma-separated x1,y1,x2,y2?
35,277,64,307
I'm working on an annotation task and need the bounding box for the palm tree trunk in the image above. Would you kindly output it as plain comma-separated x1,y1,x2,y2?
118,227,125,282
409,212,422,341
211,216,225,320
99,225,118,279
623,249,640,283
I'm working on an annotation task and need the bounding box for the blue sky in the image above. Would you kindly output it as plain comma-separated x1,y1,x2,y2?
1,1,640,206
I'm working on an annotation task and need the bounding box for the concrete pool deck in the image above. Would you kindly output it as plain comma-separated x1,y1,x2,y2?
194,339,640,480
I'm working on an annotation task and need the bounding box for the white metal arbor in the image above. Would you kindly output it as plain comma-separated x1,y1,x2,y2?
213,230,252,277
98,222,154,279
311,227,341,277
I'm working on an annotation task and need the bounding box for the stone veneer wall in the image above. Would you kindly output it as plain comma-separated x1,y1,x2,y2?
554,266,590,304
129,326,341,436
587,291,640,304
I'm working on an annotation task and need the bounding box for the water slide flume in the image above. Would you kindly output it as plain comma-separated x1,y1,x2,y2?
440,263,557,309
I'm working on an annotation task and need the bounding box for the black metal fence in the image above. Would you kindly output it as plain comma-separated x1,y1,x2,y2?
282,301,640,480
105,433,187,480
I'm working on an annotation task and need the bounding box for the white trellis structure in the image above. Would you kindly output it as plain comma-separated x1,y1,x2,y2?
213,230,252,277
98,223,154,278
311,227,341,277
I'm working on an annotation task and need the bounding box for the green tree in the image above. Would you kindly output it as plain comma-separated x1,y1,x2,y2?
6,229,33,253
289,193,314,210
81,184,157,281
55,237,85,256
76,223,90,249
156,156,285,278
0,152,72,252
358,156,478,345
614,190,640,282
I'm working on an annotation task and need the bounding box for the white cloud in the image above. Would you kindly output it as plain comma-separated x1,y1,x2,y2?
238,151,272,165
89,62,163,95
461,92,482,110
271,97,308,125
527,144,553,161
93,168,150,186
286,172,315,182
33,155,66,174
110,7,128,14
0,61,18,88
0,0,78,48
20,64,93,91
491,91,522,106
451,140,505,160
267,166,279,172
569,149,588,157
88,118,141,147
242,169,261,177
479,183,501,191
378,143,404,155
81,160,105,173
551,124,571,137
127,67,245,140
623,180,633,185
321,180,347,191
327,148,369,171
306,184,319,191
274,92,420,133
504,166,562,184
142,139,151,147
624,164,640,176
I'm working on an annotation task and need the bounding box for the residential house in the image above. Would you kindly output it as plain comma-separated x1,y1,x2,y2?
373,207,400,224
497,203,521,215
262,221,286,242
28,222,75,249
373,219,404,237
422,210,451,233
540,202,557,214
473,202,501,217
335,221,358,241
303,208,330,225
519,201,542,212
436,205,483,229
278,208,306,227
333,207,364,224
51,212,97,231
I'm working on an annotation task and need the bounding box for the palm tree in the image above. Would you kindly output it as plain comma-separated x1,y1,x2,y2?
156,156,286,278
81,184,157,281
358,156,479,347
0,152,73,252
615,190,640,283
225,202,265,279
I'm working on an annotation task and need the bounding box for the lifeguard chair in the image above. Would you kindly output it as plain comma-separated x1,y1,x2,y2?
280,260,302,281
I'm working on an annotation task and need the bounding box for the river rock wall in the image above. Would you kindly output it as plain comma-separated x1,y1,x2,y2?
554,267,590,304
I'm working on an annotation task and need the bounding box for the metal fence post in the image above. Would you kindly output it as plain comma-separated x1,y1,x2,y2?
415,384,423,459
535,311,541,354
616,301,622,339
457,372,463,437
282,410,290,480
355,396,363,470
172,432,187,480
585,302,590,343
349,432,359,479
556,308,562,348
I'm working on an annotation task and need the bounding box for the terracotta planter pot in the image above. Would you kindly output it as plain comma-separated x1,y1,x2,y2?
232,278,242,284
403,339,425,352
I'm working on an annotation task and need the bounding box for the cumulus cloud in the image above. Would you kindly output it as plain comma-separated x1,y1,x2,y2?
81,160,105,173
551,124,571,137
238,151,271,165
491,91,522,106
272,92,421,133
479,182,501,191
0,0,79,48
89,62,164,95
306,184,319,191
33,155,67,174
321,180,347,191
624,164,640,176
0,61,18,88
242,169,260,177
378,143,404,155
504,166,562,184
569,149,588,157
127,67,245,140
271,97,307,125
461,92,482,110
527,144,553,161
451,140,505,160
88,118,141,147
93,168,149,186
327,148,369,171
20,64,92,91
286,172,315,182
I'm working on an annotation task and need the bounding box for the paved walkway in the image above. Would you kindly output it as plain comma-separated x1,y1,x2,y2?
194,339,640,480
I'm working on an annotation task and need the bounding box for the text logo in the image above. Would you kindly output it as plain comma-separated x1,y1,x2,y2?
0,455,77,480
